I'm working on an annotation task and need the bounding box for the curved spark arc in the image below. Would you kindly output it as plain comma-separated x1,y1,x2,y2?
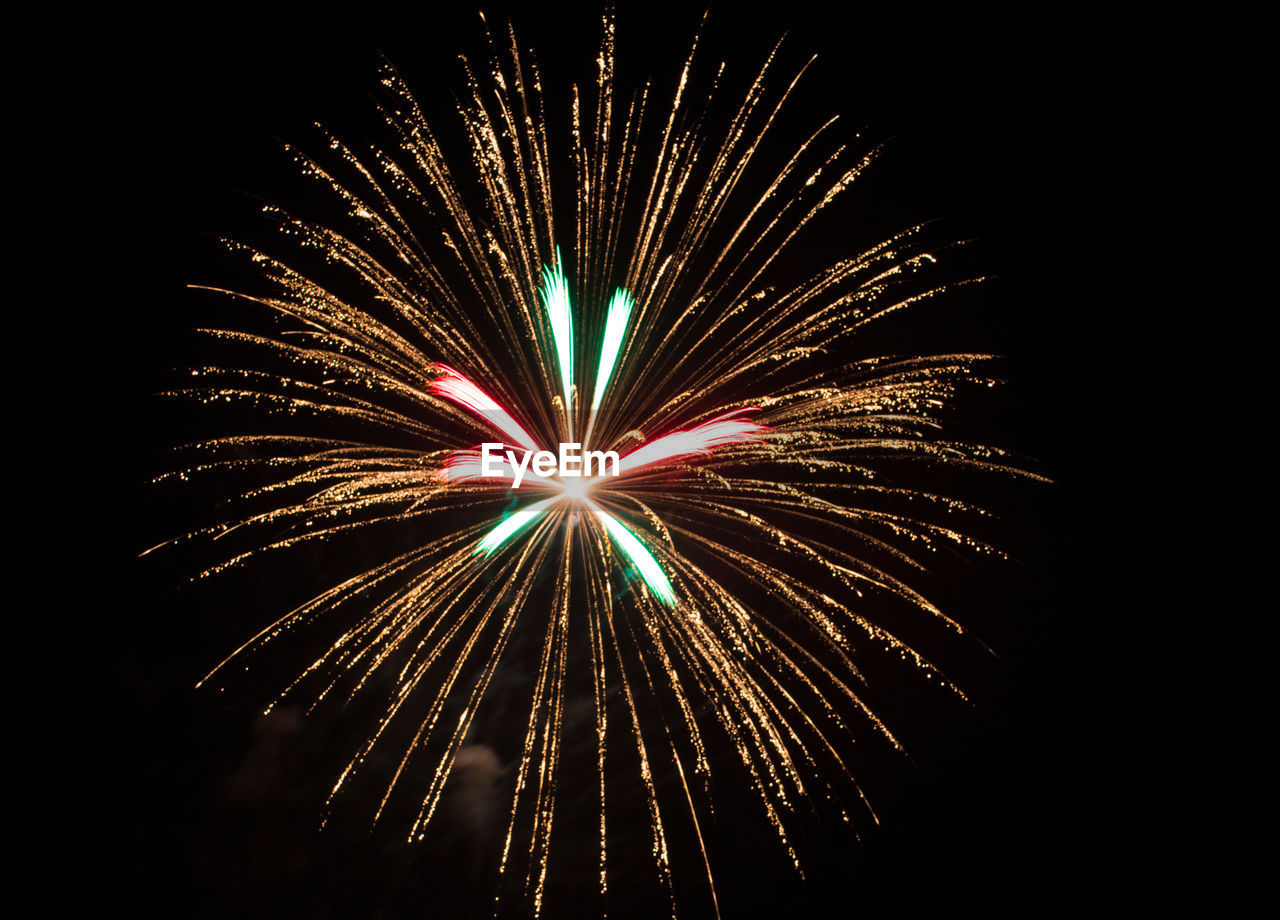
153,9,1042,918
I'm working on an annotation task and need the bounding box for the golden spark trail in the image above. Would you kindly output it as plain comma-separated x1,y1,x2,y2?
152,8,1043,916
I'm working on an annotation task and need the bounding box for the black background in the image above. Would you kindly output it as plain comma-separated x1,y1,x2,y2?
99,2,1138,916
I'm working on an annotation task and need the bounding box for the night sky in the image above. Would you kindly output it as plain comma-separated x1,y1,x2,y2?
101,3,1134,916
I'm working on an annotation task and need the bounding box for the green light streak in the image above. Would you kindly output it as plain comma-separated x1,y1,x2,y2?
590,287,633,412
588,501,677,606
539,253,574,420
477,497,556,557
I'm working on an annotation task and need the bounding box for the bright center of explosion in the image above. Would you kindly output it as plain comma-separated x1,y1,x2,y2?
558,476,591,500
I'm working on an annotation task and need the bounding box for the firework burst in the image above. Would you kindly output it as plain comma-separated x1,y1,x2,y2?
149,9,1040,916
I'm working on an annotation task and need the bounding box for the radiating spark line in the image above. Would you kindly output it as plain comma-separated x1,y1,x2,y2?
428,364,539,451
616,411,768,476
435,449,558,488
582,285,634,451
590,287,634,410
588,500,677,606
478,497,558,556
540,254,575,435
